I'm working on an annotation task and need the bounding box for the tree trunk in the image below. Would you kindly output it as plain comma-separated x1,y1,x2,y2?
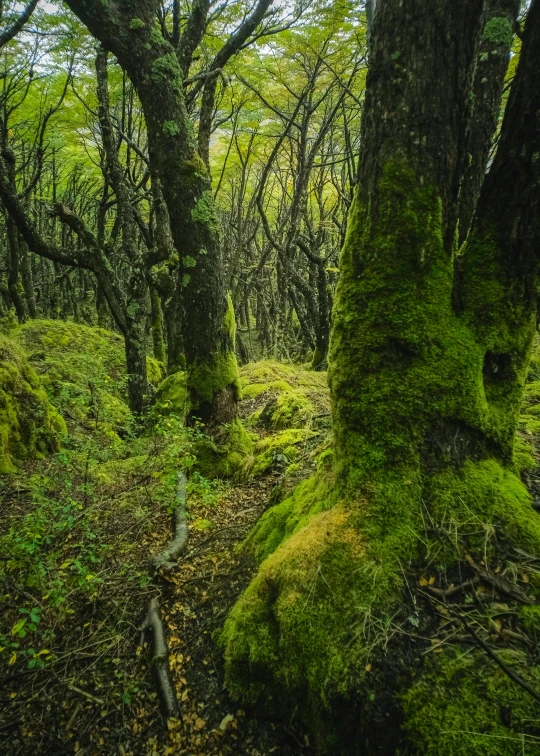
457,0,519,245
6,216,27,322
149,284,166,364
221,2,540,753
19,239,37,318
63,0,240,425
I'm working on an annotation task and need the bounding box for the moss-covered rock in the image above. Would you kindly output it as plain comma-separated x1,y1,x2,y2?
153,371,188,419
240,361,329,430
242,428,319,478
0,334,65,473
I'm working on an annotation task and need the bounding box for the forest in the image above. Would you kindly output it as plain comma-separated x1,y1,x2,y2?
0,0,539,753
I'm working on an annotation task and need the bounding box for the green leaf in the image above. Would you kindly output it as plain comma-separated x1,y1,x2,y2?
11,618,27,636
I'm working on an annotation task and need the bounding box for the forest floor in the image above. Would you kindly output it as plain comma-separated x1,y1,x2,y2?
4,320,540,756
0,320,330,756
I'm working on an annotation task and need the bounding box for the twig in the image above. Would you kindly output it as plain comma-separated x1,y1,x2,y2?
464,553,532,605
426,577,480,599
454,609,540,704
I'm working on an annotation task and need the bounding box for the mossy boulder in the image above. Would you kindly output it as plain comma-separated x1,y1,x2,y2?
0,334,66,473
242,428,319,478
10,320,164,434
240,361,329,430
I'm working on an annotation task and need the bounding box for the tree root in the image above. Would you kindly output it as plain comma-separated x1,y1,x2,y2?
151,472,188,574
141,471,189,720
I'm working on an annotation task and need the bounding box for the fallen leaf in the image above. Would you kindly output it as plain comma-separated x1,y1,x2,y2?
219,714,234,731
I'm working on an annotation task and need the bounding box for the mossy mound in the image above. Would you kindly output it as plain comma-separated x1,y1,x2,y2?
403,648,540,756
194,419,254,479
0,334,66,473
11,320,164,434
240,361,329,430
221,455,540,754
153,370,188,419
242,428,319,478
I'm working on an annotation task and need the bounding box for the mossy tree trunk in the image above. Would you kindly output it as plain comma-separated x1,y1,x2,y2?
64,0,240,425
222,2,540,753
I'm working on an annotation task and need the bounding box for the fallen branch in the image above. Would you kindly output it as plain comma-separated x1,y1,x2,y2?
455,609,540,705
464,553,532,604
141,471,188,720
426,576,480,599
140,597,179,718
151,472,188,573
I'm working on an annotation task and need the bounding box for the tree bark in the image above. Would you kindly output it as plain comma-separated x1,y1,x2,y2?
457,0,520,245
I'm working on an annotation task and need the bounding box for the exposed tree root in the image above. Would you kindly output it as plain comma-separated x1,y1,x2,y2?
141,597,179,718
151,472,188,574
141,472,189,719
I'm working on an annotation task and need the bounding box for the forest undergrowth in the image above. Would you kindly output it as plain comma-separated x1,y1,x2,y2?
0,319,330,756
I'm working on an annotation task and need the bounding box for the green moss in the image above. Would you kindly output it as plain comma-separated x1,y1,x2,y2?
162,120,180,136
0,334,65,472
151,54,182,93
188,351,241,409
191,190,220,234
240,360,329,430
403,648,540,756
513,434,536,473
153,371,188,419
483,16,514,48
224,294,236,344
240,428,318,480
129,17,145,29
10,320,160,436
518,605,540,638
194,419,253,479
